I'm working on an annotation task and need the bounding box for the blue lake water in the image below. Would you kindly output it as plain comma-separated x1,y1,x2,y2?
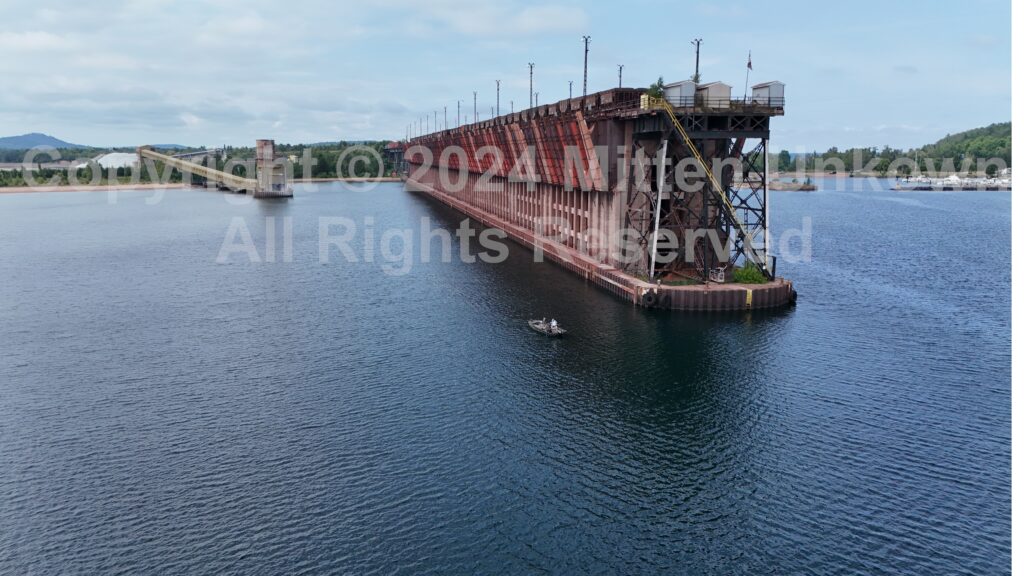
0,179,1010,573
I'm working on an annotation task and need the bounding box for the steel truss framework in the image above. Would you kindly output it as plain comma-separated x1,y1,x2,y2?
621,114,772,283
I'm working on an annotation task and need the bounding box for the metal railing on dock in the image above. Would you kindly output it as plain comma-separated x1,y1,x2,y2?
660,96,785,110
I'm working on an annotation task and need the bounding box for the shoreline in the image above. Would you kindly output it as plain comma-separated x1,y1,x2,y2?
294,177,402,183
772,171,1008,179
0,183,186,195
0,177,403,195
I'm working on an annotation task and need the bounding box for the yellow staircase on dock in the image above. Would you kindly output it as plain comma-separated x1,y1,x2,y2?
641,95,768,277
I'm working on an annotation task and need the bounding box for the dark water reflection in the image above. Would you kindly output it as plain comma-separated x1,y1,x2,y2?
0,180,1009,574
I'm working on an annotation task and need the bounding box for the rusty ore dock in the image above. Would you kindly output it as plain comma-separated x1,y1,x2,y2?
394,81,795,312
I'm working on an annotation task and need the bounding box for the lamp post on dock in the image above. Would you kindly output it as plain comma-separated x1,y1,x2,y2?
582,35,591,98
528,62,534,108
473,91,477,122
691,38,703,83
496,80,501,116
444,106,447,130
457,100,461,127
434,110,437,132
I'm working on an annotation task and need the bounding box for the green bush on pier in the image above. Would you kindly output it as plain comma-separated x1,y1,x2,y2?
732,262,767,284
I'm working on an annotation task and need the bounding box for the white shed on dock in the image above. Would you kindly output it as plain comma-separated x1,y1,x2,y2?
663,80,696,105
696,81,732,108
751,81,785,106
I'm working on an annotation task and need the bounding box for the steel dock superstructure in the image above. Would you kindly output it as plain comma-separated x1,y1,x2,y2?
399,83,795,311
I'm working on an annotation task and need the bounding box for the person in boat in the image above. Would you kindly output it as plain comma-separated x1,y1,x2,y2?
550,318,558,331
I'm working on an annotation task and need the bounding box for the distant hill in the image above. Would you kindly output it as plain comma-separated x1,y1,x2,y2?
917,122,1010,164
0,133,85,149
771,121,1011,173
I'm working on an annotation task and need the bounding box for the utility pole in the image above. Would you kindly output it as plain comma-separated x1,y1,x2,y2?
444,105,447,130
511,100,514,113
691,38,703,82
496,80,501,115
618,64,624,88
528,62,535,108
535,92,539,107
457,100,461,127
434,110,437,132
473,91,478,122
569,80,573,99
582,35,591,97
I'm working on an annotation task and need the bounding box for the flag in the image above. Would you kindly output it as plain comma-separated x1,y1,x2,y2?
747,51,752,70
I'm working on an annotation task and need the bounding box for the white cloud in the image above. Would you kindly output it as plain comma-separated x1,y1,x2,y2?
0,30,75,51
395,0,586,37
195,14,269,46
180,113,203,128
0,0,1009,149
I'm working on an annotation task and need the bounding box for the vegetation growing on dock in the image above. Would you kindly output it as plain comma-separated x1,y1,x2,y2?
646,77,666,98
732,262,768,284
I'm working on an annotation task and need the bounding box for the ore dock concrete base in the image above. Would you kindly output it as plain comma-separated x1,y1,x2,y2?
405,178,794,312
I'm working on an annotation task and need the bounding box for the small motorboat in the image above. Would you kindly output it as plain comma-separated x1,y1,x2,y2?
529,319,567,337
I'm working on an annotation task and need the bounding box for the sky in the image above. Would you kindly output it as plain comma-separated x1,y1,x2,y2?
0,0,1010,151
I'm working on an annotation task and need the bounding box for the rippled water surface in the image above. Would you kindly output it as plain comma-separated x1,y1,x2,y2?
0,180,1010,574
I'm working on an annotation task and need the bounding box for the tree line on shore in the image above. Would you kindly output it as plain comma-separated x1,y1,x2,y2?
772,122,1011,175
0,122,1012,186
0,141,398,187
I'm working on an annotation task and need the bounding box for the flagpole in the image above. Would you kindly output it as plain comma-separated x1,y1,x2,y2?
744,50,751,102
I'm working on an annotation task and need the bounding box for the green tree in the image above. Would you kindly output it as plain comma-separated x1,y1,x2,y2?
777,149,792,172
646,77,665,98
